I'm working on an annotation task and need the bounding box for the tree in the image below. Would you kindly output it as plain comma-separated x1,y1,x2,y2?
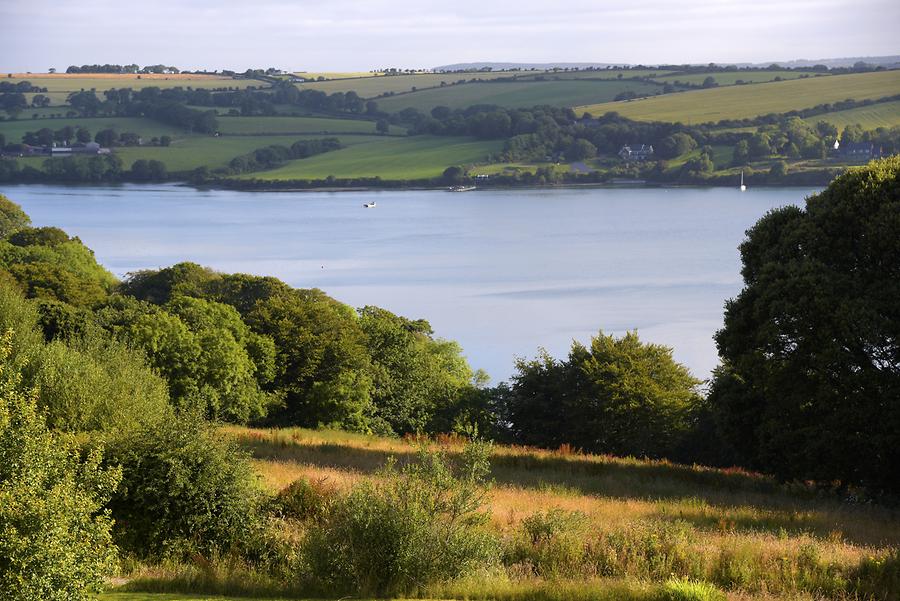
0,332,121,601
748,133,772,159
732,140,750,166
505,330,702,458
769,161,788,178
0,194,31,238
709,157,900,492
376,119,390,135
701,76,718,88
442,165,465,184
94,128,117,147
75,127,91,144
567,138,597,161
658,133,697,159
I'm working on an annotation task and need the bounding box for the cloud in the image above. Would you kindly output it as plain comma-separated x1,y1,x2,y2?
2,0,897,71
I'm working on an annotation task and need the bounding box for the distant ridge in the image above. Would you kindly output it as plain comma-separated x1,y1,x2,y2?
434,56,900,71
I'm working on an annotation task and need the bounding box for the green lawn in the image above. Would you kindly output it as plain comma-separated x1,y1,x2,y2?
803,99,900,129
215,116,405,135
0,116,184,141
376,79,664,112
239,135,504,180
575,70,900,123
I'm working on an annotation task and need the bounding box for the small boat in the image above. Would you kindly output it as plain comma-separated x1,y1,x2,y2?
448,185,476,192
363,201,376,208
740,171,747,192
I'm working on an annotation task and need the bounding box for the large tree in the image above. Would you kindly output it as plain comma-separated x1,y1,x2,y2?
709,157,900,492
505,330,702,458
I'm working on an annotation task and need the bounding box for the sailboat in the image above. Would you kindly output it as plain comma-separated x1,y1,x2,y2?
740,170,747,192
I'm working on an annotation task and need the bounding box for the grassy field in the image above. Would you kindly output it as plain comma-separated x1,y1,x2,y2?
5,73,266,93
112,134,379,171
239,135,504,180
0,116,184,140
298,71,554,97
575,70,900,123
375,80,664,112
104,425,899,600
214,115,405,135
655,70,816,86
802,99,900,130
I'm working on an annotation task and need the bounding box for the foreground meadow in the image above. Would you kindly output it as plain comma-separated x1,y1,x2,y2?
113,426,900,601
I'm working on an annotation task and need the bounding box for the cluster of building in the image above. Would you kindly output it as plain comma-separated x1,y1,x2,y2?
1,142,110,158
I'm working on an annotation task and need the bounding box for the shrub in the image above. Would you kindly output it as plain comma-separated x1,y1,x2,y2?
506,509,590,578
301,441,500,595
106,412,265,558
0,331,121,601
660,579,726,601
24,330,170,433
273,476,337,521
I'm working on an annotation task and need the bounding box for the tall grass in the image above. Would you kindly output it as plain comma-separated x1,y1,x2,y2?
114,426,899,600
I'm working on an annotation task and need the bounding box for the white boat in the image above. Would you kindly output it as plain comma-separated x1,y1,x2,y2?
363,201,376,208
740,171,747,192
448,185,476,192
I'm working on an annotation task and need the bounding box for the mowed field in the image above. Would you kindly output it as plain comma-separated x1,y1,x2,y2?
298,71,553,97
803,99,900,129
239,135,504,180
214,116,405,135
375,80,664,112
575,70,900,123
655,70,817,86
5,73,266,93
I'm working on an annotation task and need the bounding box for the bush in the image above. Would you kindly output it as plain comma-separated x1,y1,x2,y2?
24,330,170,433
507,509,590,577
273,476,337,521
0,331,121,601
106,412,264,558
660,579,725,601
301,441,499,595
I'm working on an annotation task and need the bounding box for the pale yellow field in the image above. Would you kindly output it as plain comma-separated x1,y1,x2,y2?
575,70,900,123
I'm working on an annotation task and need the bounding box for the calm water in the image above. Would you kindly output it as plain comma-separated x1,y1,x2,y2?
1,183,817,383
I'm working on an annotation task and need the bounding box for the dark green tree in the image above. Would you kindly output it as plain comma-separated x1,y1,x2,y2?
709,157,900,491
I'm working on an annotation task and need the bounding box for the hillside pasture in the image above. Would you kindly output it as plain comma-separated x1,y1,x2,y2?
4,73,267,93
0,116,184,142
238,135,503,180
575,70,900,123
294,71,383,80
655,70,815,86
802,99,900,130
376,79,664,112
214,115,405,135
113,134,378,171
299,71,553,97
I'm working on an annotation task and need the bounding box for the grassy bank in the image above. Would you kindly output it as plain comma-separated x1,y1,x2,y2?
112,426,899,600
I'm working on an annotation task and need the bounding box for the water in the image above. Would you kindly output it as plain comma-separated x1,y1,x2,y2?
1,183,816,383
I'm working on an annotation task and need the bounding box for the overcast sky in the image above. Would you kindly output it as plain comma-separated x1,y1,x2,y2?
2,0,898,72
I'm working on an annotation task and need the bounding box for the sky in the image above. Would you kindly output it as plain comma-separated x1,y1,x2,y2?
2,0,898,72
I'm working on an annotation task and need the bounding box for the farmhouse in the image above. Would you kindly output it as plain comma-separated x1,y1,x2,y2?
839,141,878,160
618,144,654,161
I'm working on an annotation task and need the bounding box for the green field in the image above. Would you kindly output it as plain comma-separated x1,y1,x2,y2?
0,116,184,140
298,71,553,97
112,134,379,171
215,116,404,135
239,135,503,180
655,70,814,86
575,70,900,123
803,99,900,129
5,74,266,93
376,80,664,112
